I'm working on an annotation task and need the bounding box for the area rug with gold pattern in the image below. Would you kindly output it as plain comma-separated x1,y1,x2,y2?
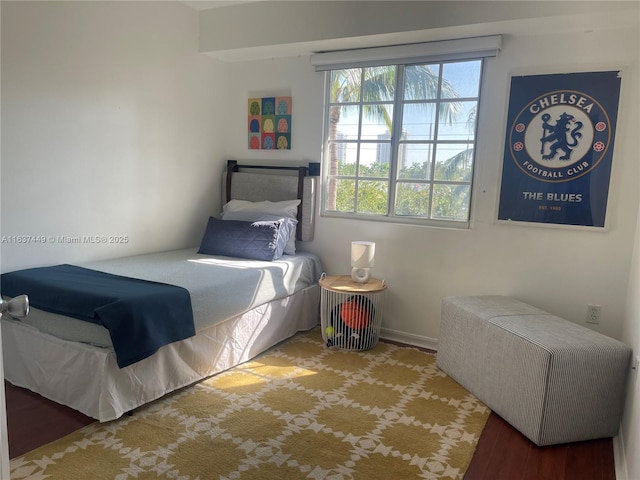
10,328,490,480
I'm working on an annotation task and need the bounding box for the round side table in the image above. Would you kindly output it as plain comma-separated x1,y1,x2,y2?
319,274,387,350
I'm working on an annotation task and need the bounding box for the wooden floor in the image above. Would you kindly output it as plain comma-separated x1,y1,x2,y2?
5,382,94,459
4,381,616,479
464,411,615,480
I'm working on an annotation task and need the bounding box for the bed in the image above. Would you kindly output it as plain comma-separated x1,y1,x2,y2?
1,161,322,422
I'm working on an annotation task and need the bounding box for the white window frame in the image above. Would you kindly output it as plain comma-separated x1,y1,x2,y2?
312,36,501,228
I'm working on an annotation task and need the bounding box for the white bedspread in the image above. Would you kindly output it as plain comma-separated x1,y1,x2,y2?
3,248,323,421
19,248,323,347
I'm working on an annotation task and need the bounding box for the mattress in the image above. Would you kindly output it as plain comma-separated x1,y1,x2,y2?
13,248,323,348
3,285,320,422
3,248,323,422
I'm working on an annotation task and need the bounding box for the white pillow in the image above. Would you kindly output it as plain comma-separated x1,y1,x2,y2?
222,199,300,218
221,199,301,254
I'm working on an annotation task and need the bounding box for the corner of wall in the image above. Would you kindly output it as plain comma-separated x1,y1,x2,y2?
614,429,629,480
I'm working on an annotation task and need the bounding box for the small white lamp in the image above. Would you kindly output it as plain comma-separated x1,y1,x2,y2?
351,241,375,283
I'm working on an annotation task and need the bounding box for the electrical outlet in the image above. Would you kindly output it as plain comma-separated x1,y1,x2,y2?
586,304,601,324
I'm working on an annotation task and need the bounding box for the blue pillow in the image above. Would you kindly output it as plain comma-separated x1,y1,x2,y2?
197,217,288,261
220,211,298,255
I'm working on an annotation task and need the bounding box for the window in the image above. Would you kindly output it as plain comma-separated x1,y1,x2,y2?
321,59,483,226
313,37,500,227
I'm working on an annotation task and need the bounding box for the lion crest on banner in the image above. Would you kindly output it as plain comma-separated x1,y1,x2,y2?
540,112,583,161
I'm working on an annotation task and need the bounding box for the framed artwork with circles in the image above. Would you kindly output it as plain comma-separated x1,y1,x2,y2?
248,96,292,150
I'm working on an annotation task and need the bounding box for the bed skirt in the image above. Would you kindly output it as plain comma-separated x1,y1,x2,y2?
2,284,320,422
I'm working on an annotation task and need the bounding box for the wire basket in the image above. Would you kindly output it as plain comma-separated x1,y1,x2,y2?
320,274,386,351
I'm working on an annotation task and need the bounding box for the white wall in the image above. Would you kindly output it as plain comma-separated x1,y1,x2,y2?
198,1,634,61
223,26,639,346
220,5,640,472
1,1,638,475
621,206,640,480
1,1,227,272
2,0,636,353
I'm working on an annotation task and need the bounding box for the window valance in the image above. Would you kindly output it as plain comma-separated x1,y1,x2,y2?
310,35,502,71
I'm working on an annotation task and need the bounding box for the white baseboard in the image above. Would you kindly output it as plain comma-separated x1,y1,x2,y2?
380,327,439,352
613,427,628,480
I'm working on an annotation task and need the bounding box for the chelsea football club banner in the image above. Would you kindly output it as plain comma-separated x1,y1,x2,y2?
498,71,621,227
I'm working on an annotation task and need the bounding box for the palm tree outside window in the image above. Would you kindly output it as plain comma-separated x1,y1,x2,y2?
322,59,483,227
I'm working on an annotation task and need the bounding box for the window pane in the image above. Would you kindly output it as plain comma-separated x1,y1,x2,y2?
434,145,474,182
395,182,431,216
359,143,391,178
402,102,436,141
330,69,361,103
404,64,440,100
331,143,358,175
398,144,432,180
363,66,396,102
437,101,477,141
361,104,393,140
333,178,355,212
333,105,360,139
432,184,470,221
442,60,481,98
357,181,388,214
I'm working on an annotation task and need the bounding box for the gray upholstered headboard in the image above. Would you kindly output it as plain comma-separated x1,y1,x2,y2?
221,161,319,242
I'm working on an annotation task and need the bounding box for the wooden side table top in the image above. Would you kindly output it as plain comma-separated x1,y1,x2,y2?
319,275,387,293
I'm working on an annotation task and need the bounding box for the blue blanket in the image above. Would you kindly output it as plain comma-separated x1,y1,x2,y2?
1,264,195,368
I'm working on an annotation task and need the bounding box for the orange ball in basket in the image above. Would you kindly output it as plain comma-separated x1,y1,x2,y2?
340,299,371,330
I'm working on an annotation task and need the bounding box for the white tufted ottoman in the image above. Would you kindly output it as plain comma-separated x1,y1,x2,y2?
436,295,632,446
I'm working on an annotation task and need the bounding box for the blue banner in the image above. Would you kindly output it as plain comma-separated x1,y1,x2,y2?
498,71,621,227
